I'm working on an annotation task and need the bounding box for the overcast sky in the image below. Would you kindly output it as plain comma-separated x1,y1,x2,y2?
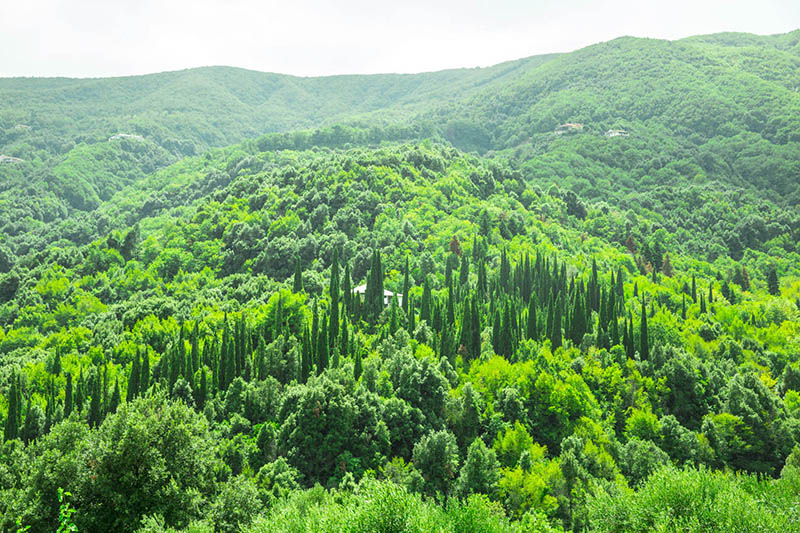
2,0,799,78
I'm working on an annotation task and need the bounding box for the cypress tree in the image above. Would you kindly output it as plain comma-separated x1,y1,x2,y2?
526,295,538,340
459,297,472,354
708,284,714,304
622,317,630,356
293,254,303,293
477,258,487,300
446,283,455,326
329,248,340,352
311,300,319,364
570,288,585,344
402,256,410,315
53,348,62,376
65,373,73,418
407,293,416,334
492,309,502,355
545,294,554,341
301,327,311,383
420,277,432,324
354,349,363,381
681,295,687,320
552,295,563,350
700,294,707,314
389,294,398,335
127,351,140,402
110,377,121,414
470,296,480,360
640,297,649,360
340,313,350,358
691,274,697,301
500,248,511,293
611,316,620,347
189,322,199,376
198,368,207,410
459,253,469,286
317,314,329,375
767,266,780,296
89,374,101,428
343,262,352,316
626,315,636,360
76,369,85,413
224,334,236,389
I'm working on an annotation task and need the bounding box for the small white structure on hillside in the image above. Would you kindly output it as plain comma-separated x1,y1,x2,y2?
109,133,145,141
352,284,402,307
605,129,629,138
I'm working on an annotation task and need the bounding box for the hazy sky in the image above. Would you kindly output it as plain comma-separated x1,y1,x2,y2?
2,0,799,78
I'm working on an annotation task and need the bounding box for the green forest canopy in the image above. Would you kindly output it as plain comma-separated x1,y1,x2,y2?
0,29,799,532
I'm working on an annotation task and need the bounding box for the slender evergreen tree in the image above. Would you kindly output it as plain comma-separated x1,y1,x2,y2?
552,295,563,350
127,351,140,402
317,314,329,375
640,297,649,360
328,248,340,352
64,373,73,418
293,254,303,293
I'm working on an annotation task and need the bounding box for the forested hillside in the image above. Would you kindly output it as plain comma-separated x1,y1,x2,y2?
1,30,799,533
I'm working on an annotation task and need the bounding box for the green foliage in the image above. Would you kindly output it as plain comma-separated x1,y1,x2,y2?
1,29,800,533
588,466,800,532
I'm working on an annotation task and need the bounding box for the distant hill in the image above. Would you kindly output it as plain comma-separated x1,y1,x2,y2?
1,30,798,263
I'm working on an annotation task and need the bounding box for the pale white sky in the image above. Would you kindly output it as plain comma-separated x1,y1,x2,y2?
1,0,799,78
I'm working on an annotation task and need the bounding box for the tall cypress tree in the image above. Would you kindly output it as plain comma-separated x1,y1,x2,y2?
190,321,200,376
691,274,697,302
198,368,207,410
293,254,303,293
767,266,780,296
402,256,410,314
420,277,432,324
389,294,398,335
626,315,636,360
342,262,352,317
640,297,649,360
354,348,363,381
526,295,538,341
500,248,511,293
89,373,101,428
340,313,350,359
407,293,416,334
470,296,481,360
459,253,469,287
64,373,73,418
552,295,563,350
545,294,554,341
492,309,502,355
110,377,121,414
328,248,340,352
317,314,329,375
571,288,585,344
311,300,319,365
681,294,687,320
127,351,140,402
301,327,311,383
